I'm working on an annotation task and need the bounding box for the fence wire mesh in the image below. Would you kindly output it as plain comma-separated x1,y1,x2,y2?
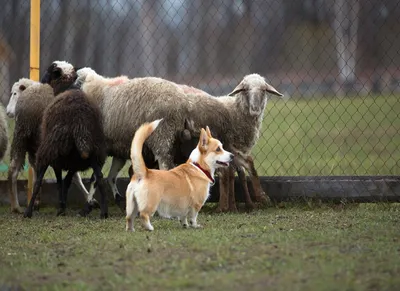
0,0,399,182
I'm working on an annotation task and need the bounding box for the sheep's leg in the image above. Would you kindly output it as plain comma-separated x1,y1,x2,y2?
227,166,238,212
245,155,270,204
237,166,255,211
107,157,126,210
72,172,99,208
57,170,75,216
8,156,24,213
31,168,41,211
216,169,229,213
91,160,108,219
53,168,64,215
24,166,48,218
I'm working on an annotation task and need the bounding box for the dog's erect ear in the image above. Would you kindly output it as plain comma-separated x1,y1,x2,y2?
228,82,246,96
205,126,212,138
199,128,209,149
264,82,283,97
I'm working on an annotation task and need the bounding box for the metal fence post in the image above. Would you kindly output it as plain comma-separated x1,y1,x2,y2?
27,0,40,205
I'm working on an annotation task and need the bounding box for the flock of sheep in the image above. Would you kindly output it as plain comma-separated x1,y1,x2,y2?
0,60,283,219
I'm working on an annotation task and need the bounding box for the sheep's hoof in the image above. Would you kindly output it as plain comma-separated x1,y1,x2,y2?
100,212,108,219
215,206,229,213
255,194,271,206
11,206,23,214
78,202,93,217
245,202,256,212
56,209,66,216
33,205,40,212
23,210,33,218
89,199,100,209
228,205,238,213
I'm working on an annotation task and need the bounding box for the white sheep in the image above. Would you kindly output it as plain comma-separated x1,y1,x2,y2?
7,69,97,213
75,69,281,213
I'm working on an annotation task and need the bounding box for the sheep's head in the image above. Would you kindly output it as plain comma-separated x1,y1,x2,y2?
6,78,36,118
41,60,77,95
228,74,283,116
74,67,98,88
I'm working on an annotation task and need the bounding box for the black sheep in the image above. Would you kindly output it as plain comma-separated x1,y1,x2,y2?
24,63,108,218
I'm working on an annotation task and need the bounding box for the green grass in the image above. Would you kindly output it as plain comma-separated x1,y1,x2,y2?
254,94,400,176
0,204,399,290
1,94,399,179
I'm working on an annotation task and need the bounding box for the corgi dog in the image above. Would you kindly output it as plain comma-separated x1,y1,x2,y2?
126,119,233,231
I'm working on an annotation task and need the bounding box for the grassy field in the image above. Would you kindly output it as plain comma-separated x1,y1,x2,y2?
0,94,399,179
0,203,399,290
253,94,400,176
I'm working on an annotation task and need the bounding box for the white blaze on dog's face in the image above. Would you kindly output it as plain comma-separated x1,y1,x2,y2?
190,126,233,172
7,82,27,118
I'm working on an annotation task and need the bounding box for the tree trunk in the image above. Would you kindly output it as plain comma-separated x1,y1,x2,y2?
178,0,202,79
333,0,359,92
140,0,158,76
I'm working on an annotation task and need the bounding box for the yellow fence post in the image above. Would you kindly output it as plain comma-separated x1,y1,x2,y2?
27,0,40,204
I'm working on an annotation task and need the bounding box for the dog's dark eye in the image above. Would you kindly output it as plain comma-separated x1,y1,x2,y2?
216,146,221,152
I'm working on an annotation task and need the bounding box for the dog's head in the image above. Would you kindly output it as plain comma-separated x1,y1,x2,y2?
41,60,77,95
189,126,233,173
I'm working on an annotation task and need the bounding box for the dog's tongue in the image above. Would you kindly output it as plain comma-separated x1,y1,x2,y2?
217,161,229,166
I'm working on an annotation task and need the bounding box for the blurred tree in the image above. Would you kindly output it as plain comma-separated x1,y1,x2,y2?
332,0,359,92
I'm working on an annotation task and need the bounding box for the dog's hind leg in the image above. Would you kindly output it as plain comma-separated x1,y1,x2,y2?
237,166,255,211
125,183,139,231
140,212,154,231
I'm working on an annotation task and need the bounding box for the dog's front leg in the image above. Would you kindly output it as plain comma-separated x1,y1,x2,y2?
189,208,202,228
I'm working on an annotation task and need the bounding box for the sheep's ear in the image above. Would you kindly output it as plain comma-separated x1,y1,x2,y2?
199,128,209,149
265,82,283,97
184,118,195,132
19,84,26,91
228,82,246,96
205,126,212,138
180,129,192,141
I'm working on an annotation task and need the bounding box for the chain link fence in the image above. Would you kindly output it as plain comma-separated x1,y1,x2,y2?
0,0,399,182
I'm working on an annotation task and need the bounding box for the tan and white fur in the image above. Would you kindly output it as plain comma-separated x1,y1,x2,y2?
126,119,233,231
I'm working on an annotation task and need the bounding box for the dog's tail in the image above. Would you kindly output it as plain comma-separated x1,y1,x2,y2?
130,119,163,179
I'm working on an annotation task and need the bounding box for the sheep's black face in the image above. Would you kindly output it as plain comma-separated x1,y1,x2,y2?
41,61,77,96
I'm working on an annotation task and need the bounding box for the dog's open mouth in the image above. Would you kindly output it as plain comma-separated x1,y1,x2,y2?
216,161,229,166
